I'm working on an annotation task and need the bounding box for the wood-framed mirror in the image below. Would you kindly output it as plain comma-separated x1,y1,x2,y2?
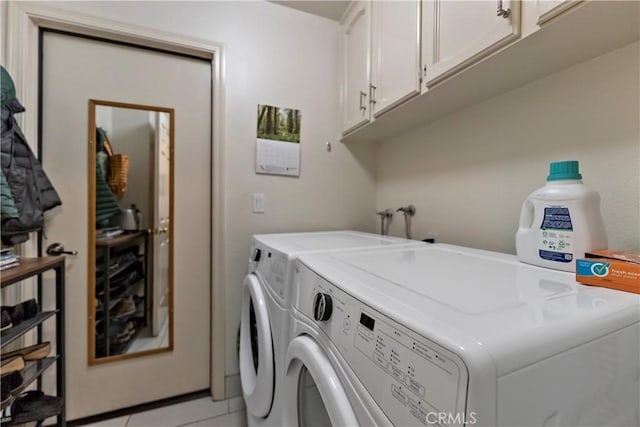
88,99,174,364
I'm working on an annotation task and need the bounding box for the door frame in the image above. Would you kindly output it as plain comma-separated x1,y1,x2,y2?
5,1,227,400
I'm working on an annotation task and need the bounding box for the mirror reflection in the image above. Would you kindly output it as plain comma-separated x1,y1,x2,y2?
89,100,173,363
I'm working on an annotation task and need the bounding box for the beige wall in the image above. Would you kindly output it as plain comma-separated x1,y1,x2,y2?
0,1,7,65
4,1,377,388
109,108,153,229
7,0,636,406
376,42,640,254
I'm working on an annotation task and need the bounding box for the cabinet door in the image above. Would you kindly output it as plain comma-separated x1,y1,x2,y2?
422,0,520,88
371,0,421,117
536,0,582,25
342,1,371,134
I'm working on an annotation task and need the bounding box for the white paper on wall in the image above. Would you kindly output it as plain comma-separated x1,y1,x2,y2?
256,104,301,177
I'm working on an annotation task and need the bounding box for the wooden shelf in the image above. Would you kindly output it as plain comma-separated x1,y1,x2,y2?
96,230,147,248
0,257,64,288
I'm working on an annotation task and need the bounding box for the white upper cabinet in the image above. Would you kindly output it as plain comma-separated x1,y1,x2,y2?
536,0,582,25
339,1,639,144
341,1,372,134
371,1,421,117
421,0,521,88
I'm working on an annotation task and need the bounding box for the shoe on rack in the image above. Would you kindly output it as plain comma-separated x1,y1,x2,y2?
117,325,137,344
4,391,62,424
0,356,24,376
96,319,131,344
109,269,141,291
19,299,38,320
111,296,136,318
96,283,128,299
0,378,9,406
0,305,23,329
115,321,135,341
0,310,11,332
1,342,51,362
0,371,24,404
0,299,39,329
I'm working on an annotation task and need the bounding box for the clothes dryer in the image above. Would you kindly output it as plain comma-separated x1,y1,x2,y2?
239,231,421,426
284,243,640,426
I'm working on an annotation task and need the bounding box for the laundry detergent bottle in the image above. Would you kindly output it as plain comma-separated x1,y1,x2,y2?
516,160,607,272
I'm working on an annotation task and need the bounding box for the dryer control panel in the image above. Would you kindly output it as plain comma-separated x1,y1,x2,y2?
294,261,469,427
250,243,289,303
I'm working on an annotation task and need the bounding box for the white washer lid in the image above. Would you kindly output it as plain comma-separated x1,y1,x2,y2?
297,244,640,375
251,231,422,306
253,230,416,254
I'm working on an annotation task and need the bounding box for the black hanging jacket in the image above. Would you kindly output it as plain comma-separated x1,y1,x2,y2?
1,97,62,245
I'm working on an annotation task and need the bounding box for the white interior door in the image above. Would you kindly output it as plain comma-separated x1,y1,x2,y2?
152,111,170,336
41,31,212,419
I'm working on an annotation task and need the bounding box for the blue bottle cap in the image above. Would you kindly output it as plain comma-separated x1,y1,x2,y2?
547,160,582,181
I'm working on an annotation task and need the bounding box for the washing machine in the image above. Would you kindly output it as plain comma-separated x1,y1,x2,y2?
284,243,640,426
239,231,422,426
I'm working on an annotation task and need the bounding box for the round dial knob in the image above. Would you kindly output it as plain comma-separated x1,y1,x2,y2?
313,293,333,322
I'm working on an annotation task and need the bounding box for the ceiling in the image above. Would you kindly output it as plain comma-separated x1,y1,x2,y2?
271,1,350,22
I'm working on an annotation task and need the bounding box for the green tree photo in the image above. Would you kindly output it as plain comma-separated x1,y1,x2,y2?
257,104,301,143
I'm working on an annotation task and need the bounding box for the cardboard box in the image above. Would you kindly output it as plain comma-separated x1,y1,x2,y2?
576,250,640,294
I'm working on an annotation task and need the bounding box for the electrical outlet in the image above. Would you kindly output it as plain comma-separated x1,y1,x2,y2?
253,193,265,213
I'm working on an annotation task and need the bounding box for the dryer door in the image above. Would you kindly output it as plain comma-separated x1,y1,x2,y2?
240,274,274,417
283,335,358,426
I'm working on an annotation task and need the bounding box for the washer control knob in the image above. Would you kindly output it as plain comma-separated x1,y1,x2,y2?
313,293,333,322
252,248,262,262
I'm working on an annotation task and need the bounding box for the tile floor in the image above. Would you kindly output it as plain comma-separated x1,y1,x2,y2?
81,397,247,427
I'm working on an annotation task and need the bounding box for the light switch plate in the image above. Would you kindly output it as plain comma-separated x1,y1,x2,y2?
253,193,265,213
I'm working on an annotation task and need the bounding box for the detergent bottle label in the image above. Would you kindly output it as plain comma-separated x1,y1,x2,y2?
538,206,574,263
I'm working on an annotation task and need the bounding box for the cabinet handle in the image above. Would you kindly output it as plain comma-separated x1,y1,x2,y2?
359,91,367,112
369,84,377,105
497,0,511,18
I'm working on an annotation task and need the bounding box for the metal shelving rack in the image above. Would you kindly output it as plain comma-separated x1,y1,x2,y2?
95,231,148,358
0,256,66,426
